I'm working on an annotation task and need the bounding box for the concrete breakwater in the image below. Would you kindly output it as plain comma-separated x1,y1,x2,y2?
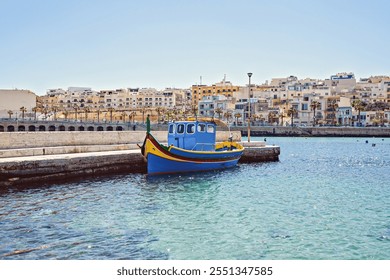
236,126,390,137
0,131,279,187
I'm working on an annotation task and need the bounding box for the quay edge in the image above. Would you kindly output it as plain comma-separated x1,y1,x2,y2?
236,126,390,137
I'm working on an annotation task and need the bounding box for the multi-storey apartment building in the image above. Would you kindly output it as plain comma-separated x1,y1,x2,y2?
43,87,100,111
191,77,240,106
198,95,235,120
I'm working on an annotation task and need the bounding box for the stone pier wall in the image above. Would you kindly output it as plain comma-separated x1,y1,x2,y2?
0,131,241,150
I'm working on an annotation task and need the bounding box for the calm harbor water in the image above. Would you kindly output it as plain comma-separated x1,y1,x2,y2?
1,137,390,260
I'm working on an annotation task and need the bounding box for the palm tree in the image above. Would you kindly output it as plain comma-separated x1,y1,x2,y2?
140,107,146,124
352,99,366,127
183,107,191,119
96,109,101,122
108,107,115,123
129,111,137,124
224,111,233,123
268,112,277,125
279,112,287,126
156,107,164,124
287,107,298,127
234,113,242,126
20,106,27,120
252,114,259,124
166,109,173,123
121,111,127,122
32,107,38,120
329,100,339,125
51,106,58,121
73,105,79,121
43,106,49,120
310,100,321,126
63,110,69,121
7,110,13,119
215,107,223,120
191,105,198,120
84,107,90,121
259,114,266,125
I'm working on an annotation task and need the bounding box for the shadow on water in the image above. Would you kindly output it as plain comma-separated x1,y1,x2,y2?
143,166,242,191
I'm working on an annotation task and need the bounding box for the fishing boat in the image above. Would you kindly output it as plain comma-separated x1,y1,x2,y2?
141,120,244,175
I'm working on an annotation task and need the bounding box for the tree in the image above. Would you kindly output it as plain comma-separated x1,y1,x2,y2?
51,106,58,121
310,100,321,126
352,99,365,127
234,113,242,125
73,105,79,121
20,106,27,120
279,112,287,126
329,100,338,125
7,110,13,119
108,107,115,123
140,107,146,124
287,107,298,127
63,110,69,121
96,109,101,122
43,106,49,120
191,105,198,120
156,107,164,124
166,109,173,123
215,107,223,120
121,111,127,122
224,111,232,123
268,112,277,125
32,107,38,120
84,107,90,121
129,111,136,124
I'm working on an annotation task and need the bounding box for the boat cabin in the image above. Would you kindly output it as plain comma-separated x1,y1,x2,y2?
168,121,216,151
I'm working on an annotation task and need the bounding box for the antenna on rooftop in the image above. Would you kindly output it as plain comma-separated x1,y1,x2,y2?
200,76,202,85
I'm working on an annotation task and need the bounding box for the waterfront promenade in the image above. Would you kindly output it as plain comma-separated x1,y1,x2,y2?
2,119,390,136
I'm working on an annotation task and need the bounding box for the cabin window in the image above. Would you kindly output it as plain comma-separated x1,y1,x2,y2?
187,124,195,134
207,125,215,133
177,124,185,134
197,123,206,132
168,124,175,134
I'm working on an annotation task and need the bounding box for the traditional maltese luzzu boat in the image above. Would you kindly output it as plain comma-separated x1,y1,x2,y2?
141,121,244,175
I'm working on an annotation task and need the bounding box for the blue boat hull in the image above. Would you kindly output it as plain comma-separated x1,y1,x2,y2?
147,153,240,175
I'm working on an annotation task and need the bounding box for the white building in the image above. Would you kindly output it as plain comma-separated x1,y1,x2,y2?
0,89,37,118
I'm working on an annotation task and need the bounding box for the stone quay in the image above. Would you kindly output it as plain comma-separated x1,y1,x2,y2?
0,131,280,187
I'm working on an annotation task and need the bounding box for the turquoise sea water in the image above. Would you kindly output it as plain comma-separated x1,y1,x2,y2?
1,137,390,260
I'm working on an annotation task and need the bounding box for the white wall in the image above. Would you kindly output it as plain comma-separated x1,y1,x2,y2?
0,90,37,118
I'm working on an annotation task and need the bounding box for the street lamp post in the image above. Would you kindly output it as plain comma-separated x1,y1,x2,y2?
247,72,252,142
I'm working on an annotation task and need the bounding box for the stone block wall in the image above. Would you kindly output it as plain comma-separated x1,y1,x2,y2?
0,131,241,149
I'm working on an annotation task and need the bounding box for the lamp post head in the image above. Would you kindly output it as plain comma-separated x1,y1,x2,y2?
247,73,252,78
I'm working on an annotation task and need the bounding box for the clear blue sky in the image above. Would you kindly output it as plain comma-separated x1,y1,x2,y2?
1,0,389,95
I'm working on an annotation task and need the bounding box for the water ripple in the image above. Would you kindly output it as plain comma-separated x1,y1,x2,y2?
1,137,390,259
